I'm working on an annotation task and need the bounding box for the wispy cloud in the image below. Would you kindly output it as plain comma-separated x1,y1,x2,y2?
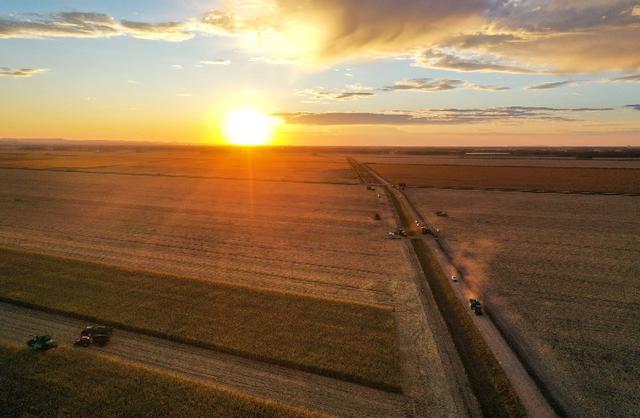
345,83,374,91
201,59,231,65
296,88,375,102
608,73,640,82
625,104,640,111
384,78,509,92
171,64,183,70
278,107,613,125
524,80,583,90
416,49,537,74
0,12,192,41
298,77,509,102
296,78,511,102
384,78,465,92
0,67,48,78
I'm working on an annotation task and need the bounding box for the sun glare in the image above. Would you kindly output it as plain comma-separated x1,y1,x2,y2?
223,108,281,146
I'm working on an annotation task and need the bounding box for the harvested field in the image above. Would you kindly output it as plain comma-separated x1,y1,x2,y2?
0,340,312,418
0,303,407,418
0,168,407,306
0,149,357,184
0,248,402,391
370,163,640,193
407,188,640,417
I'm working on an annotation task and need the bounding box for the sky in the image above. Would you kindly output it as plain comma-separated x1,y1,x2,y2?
1,0,639,146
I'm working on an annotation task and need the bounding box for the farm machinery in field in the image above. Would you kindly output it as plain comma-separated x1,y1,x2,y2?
387,228,408,239
469,299,483,316
26,335,58,351
74,325,113,347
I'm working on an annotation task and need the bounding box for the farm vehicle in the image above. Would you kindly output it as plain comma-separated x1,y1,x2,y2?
415,220,434,235
26,335,58,351
469,299,483,316
387,228,407,239
75,325,113,347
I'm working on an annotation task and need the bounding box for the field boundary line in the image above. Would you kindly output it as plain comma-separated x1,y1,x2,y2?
346,157,379,184
346,157,366,184
363,160,557,417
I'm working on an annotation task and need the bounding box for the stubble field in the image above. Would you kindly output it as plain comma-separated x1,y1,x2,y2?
0,151,414,399
407,187,640,417
0,167,406,306
0,148,357,184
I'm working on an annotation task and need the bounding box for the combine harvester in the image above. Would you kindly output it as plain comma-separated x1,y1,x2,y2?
469,299,483,316
75,325,113,347
26,335,58,351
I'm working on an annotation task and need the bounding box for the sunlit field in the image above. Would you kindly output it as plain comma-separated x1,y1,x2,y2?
2,0,639,414
0,247,403,391
407,186,640,417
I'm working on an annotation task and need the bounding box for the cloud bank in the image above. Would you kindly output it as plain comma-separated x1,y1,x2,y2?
278,107,613,125
298,77,510,102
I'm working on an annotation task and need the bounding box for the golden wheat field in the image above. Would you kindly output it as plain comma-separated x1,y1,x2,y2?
0,165,407,306
0,150,431,405
407,187,640,417
0,149,357,184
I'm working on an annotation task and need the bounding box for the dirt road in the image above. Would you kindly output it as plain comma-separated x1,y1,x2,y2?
362,160,557,418
0,302,407,417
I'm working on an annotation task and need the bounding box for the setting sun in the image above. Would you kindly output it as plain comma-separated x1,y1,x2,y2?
223,108,281,146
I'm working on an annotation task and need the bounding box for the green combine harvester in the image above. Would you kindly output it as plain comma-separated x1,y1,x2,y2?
26,335,58,351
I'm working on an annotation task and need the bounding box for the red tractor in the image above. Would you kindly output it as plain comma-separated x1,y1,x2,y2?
74,325,113,347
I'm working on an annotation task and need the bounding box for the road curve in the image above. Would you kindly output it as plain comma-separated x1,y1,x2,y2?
0,302,407,418
361,160,557,418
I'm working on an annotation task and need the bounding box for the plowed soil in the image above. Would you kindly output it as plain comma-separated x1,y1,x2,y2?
371,163,640,193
